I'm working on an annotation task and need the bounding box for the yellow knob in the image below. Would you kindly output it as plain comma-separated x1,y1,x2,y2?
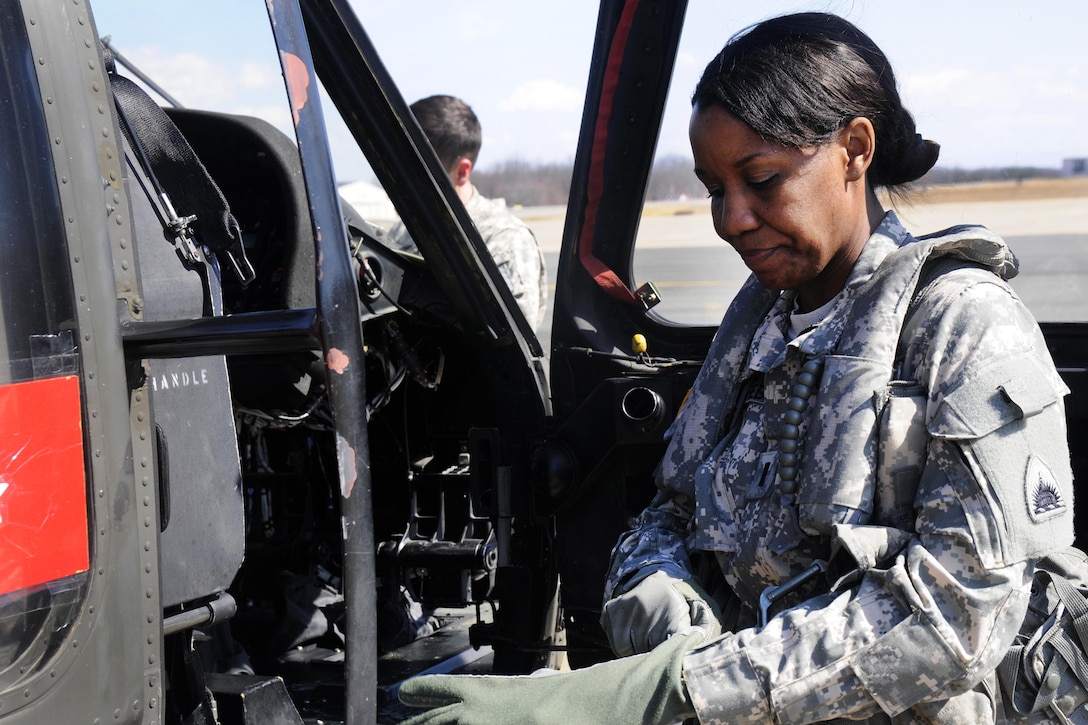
632,334,648,354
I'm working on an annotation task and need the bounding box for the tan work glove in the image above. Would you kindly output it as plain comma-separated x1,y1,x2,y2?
600,569,722,657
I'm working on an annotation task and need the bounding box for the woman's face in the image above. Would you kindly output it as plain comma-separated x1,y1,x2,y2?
689,104,874,310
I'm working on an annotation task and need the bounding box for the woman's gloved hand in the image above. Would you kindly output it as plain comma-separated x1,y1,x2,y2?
600,569,722,657
398,629,708,725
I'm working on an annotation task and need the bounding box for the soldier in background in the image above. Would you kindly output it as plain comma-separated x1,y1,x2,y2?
389,94,547,331
398,12,1079,724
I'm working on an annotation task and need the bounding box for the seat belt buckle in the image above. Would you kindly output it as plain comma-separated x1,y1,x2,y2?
160,192,202,265
220,235,257,286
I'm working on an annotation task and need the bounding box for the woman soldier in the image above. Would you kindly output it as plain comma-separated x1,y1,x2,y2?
399,12,1077,724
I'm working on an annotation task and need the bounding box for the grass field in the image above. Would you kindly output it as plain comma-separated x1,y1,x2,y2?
633,176,1088,217
908,176,1088,204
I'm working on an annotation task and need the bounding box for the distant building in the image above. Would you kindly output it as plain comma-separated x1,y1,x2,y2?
1063,158,1088,177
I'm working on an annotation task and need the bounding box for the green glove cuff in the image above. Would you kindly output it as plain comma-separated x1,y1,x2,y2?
399,630,705,725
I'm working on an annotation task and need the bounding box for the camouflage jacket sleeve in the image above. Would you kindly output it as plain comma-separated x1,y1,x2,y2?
601,487,699,601
484,225,546,330
683,270,1074,724
465,190,548,330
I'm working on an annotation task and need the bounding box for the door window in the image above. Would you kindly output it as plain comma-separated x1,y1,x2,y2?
636,1,1088,325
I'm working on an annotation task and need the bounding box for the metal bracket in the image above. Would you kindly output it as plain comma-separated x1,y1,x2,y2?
635,281,662,310
758,559,827,627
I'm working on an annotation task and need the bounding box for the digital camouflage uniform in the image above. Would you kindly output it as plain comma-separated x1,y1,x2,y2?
603,212,1076,723
388,186,547,330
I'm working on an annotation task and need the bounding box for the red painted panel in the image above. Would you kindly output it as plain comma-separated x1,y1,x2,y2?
0,375,90,595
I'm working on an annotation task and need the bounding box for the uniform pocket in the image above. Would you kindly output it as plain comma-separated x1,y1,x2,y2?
928,352,1074,565
692,437,740,553
928,352,1068,440
874,382,928,531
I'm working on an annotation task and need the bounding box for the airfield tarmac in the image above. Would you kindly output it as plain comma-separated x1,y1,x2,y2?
519,177,1088,252
517,178,1088,327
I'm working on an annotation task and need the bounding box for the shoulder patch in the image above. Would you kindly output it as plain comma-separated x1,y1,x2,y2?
1026,454,1066,522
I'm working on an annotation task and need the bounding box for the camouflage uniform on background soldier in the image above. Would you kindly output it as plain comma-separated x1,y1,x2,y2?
459,189,546,331
399,13,1080,724
388,94,547,331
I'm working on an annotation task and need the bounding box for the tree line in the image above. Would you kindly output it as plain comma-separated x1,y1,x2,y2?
472,155,706,208
472,154,1063,208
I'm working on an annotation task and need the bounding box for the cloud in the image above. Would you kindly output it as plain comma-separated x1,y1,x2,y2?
899,64,1088,166
1015,67,1088,103
903,65,1088,111
114,45,292,127
240,61,277,90
676,51,700,68
901,68,1013,110
498,79,583,113
131,49,232,105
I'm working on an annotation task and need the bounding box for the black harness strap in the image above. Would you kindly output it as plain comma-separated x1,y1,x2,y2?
103,45,256,286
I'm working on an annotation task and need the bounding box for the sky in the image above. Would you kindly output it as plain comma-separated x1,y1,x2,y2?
87,1,1088,183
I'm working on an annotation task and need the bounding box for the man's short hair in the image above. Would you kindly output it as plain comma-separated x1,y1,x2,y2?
410,95,482,173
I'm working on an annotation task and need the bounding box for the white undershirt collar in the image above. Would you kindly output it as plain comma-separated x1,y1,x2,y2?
787,294,841,339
